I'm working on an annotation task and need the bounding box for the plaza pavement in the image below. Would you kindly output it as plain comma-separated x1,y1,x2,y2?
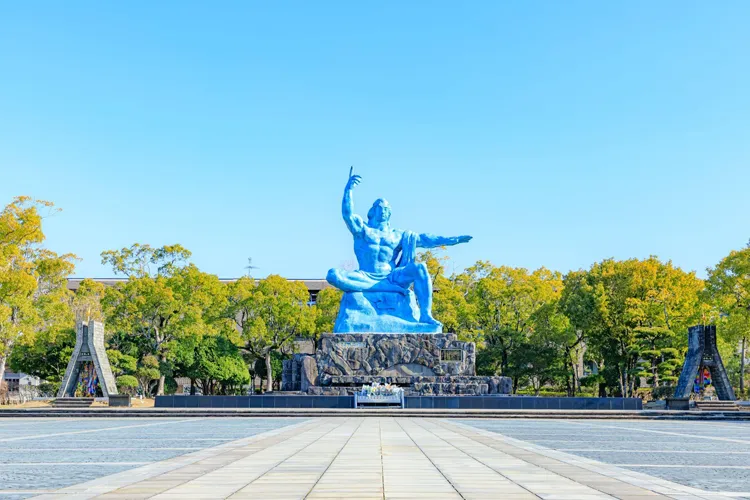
0,417,748,499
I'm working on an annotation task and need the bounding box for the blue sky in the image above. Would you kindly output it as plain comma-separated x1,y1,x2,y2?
1,2,748,279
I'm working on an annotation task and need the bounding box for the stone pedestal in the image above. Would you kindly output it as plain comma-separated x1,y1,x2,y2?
282,333,512,396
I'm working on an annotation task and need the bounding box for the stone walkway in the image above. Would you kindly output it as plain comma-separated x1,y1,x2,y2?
27,417,737,500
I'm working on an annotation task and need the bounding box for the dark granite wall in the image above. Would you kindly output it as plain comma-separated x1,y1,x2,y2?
155,395,642,411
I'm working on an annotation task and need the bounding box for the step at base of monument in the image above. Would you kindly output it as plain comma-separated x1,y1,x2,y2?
51,398,95,408
695,400,739,411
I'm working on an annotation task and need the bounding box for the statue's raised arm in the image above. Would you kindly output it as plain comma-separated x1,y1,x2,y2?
342,167,365,235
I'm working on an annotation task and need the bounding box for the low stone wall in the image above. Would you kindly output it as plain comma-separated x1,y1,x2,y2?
108,394,131,407
405,396,642,410
155,395,643,411
155,395,352,409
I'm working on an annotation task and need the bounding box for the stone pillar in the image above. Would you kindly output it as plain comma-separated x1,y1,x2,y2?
674,325,735,400
58,321,118,398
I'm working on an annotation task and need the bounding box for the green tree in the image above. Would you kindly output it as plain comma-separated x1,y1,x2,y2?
312,287,342,348
101,244,228,395
465,262,563,392
116,375,139,395
107,348,139,395
633,326,682,389
558,270,595,395
227,275,314,392
0,197,76,383
135,355,160,396
253,351,286,390
421,251,477,339
521,302,573,395
70,278,105,322
8,326,75,389
174,333,249,395
107,349,138,377
705,243,750,395
101,243,190,277
562,257,702,397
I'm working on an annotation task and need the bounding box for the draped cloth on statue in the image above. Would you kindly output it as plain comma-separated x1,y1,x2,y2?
396,230,418,269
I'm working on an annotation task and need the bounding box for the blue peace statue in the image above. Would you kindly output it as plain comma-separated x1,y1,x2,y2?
327,167,472,333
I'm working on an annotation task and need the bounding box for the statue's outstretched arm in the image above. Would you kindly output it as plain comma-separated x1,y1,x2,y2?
342,167,364,234
417,233,472,249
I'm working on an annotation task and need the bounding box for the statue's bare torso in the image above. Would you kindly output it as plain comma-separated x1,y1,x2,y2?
354,226,403,275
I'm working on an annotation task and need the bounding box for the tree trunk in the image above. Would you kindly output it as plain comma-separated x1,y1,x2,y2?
627,365,635,398
190,378,196,395
565,363,578,397
265,351,273,393
569,358,578,397
618,367,627,398
0,354,6,389
156,352,167,396
741,337,747,396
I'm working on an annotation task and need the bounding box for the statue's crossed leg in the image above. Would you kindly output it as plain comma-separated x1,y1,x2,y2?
327,261,439,325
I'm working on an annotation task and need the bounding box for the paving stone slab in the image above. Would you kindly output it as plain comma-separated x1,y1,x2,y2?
1,417,742,499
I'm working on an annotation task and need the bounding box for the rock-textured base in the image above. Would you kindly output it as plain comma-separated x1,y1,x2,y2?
282,333,512,396
306,375,511,396
333,291,442,333
316,333,474,378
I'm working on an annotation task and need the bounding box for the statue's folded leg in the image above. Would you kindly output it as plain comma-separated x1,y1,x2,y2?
366,278,409,295
326,268,408,295
389,262,441,325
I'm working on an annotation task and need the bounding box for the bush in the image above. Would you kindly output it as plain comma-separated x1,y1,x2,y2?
579,374,603,387
116,375,139,395
37,382,59,397
635,387,652,401
651,385,676,400
165,377,178,395
635,385,678,402
136,355,160,396
516,388,568,397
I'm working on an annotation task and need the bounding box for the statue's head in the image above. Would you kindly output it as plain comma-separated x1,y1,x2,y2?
367,198,391,225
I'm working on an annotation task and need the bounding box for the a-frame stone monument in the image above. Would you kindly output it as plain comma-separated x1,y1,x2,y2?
58,320,118,398
674,324,735,401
